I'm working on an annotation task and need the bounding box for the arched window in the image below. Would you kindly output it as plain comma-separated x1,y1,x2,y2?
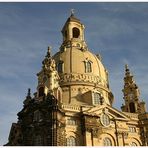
103,137,112,146
34,110,42,121
39,87,44,97
73,27,80,38
65,30,67,38
129,102,136,113
57,61,63,73
34,135,42,146
93,93,101,105
85,61,92,73
130,142,137,146
67,136,76,146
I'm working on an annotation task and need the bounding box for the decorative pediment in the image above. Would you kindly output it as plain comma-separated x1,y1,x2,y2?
82,104,129,121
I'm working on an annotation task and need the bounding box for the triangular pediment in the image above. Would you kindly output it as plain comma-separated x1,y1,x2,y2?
82,104,130,121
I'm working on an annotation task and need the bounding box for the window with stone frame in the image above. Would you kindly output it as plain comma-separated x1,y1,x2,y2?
67,136,76,146
34,135,42,146
85,61,92,73
57,61,63,73
34,110,42,122
38,86,44,97
93,93,102,105
103,137,112,146
72,27,80,38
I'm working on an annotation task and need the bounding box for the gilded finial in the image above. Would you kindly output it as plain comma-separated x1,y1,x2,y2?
70,9,75,16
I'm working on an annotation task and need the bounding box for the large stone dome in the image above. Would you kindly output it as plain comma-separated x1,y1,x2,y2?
53,14,113,106
54,47,108,89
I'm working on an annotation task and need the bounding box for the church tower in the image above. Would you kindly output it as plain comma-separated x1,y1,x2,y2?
121,65,146,113
6,12,148,146
5,47,66,146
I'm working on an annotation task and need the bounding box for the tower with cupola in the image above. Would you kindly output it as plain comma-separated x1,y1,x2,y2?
121,65,146,113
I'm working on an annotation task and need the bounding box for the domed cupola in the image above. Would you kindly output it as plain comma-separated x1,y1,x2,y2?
53,12,114,106
61,10,87,51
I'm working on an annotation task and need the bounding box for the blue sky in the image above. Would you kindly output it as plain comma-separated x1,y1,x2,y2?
1,2,148,145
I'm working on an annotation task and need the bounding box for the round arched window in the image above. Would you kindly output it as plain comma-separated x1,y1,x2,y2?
73,27,80,38
103,137,112,146
129,102,136,113
38,87,44,97
130,142,137,146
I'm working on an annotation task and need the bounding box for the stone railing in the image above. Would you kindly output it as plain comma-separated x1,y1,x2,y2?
59,73,107,88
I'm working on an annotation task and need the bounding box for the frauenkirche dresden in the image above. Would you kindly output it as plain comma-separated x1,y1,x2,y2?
5,12,148,146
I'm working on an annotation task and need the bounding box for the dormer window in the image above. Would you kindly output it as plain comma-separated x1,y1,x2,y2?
93,93,102,105
73,27,80,38
84,61,92,73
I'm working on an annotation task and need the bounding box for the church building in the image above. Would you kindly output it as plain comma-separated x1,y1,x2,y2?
5,12,148,146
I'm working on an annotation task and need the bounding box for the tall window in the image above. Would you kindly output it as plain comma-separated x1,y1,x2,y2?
34,135,42,146
38,87,44,97
72,27,80,38
57,61,63,73
34,110,42,121
103,137,112,146
129,102,136,113
93,93,101,105
67,136,76,146
85,61,92,73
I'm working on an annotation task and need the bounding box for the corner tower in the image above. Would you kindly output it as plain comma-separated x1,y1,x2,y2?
54,13,114,106
121,65,146,113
